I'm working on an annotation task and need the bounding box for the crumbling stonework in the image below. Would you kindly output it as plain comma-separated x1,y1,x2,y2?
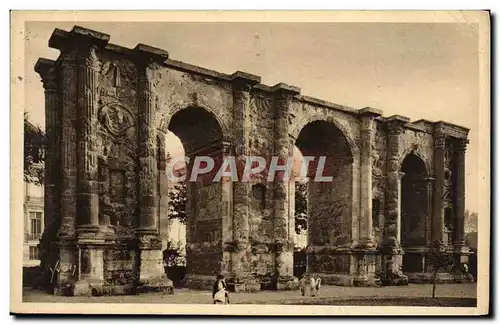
36,26,472,295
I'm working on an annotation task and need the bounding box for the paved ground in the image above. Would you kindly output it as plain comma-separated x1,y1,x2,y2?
23,283,476,305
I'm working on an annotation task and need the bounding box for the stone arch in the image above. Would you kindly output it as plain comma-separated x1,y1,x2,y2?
398,145,431,177
293,118,355,277
160,100,231,143
164,103,227,283
290,114,359,157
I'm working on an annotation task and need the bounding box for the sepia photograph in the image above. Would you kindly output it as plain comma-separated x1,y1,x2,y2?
10,10,490,316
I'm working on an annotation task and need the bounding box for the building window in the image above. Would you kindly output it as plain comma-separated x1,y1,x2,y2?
29,246,39,260
29,211,42,240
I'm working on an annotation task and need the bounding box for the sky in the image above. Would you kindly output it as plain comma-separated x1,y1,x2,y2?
24,21,480,213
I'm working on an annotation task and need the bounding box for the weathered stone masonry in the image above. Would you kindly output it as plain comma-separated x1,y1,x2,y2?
36,26,471,295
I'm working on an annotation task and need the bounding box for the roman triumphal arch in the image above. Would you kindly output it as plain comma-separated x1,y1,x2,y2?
35,26,471,296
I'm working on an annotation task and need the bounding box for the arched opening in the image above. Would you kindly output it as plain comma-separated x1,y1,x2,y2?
162,106,225,286
160,131,187,286
400,153,428,273
294,120,353,276
292,147,308,279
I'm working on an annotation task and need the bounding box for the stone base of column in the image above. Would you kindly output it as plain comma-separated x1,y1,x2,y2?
51,237,79,296
380,246,409,286
136,230,174,295
136,249,174,294
35,234,60,292
72,226,113,296
352,248,379,287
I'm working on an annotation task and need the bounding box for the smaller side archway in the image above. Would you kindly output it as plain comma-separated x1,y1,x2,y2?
400,153,429,273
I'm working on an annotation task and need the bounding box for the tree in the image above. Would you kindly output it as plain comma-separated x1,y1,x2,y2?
24,113,45,185
163,240,186,267
427,240,456,298
295,181,308,234
168,182,187,224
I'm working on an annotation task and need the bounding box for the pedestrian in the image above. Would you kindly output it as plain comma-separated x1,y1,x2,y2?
212,273,229,304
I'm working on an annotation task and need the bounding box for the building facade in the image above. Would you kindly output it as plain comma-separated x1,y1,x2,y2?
35,26,471,296
23,182,44,267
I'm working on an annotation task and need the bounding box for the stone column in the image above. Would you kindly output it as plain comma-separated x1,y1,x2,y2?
73,38,111,296
55,48,80,294
58,50,78,241
382,115,409,285
35,60,59,231
134,44,173,293
35,58,61,291
221,142,234,279
454,138,469,251
424,177,435,246
358,108,381,248
432,128,446,244
76,44,101,230
230,72,260,291
397,172,405,244
157,132,170,250
272,83,300,290
352,108,381,286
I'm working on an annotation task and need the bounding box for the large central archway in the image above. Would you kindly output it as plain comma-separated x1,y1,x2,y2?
166,106,226,287
294,120,354,283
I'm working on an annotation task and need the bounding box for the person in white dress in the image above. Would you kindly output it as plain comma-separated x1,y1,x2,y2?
212,274,229,304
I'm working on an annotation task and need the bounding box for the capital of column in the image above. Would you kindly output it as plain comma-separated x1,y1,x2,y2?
433,127,447,149
134,43,169,68
456,138,470,154
230,71,261,91
271,82,301,97
134,43,169,81
50,25,109,48
271,83,301,119
359,107,382,131
35,58,58,92
385,115,410,136
222,141,233,156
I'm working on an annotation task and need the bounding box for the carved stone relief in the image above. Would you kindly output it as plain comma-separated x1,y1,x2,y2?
98,103,135,136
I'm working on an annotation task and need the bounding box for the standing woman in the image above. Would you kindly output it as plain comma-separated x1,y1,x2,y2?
212,274,229,304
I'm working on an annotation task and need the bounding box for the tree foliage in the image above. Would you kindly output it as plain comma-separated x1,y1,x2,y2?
427,240,456,298
24,113,45,185
295,181,308,234
168,182,187,224
162,240,186,267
